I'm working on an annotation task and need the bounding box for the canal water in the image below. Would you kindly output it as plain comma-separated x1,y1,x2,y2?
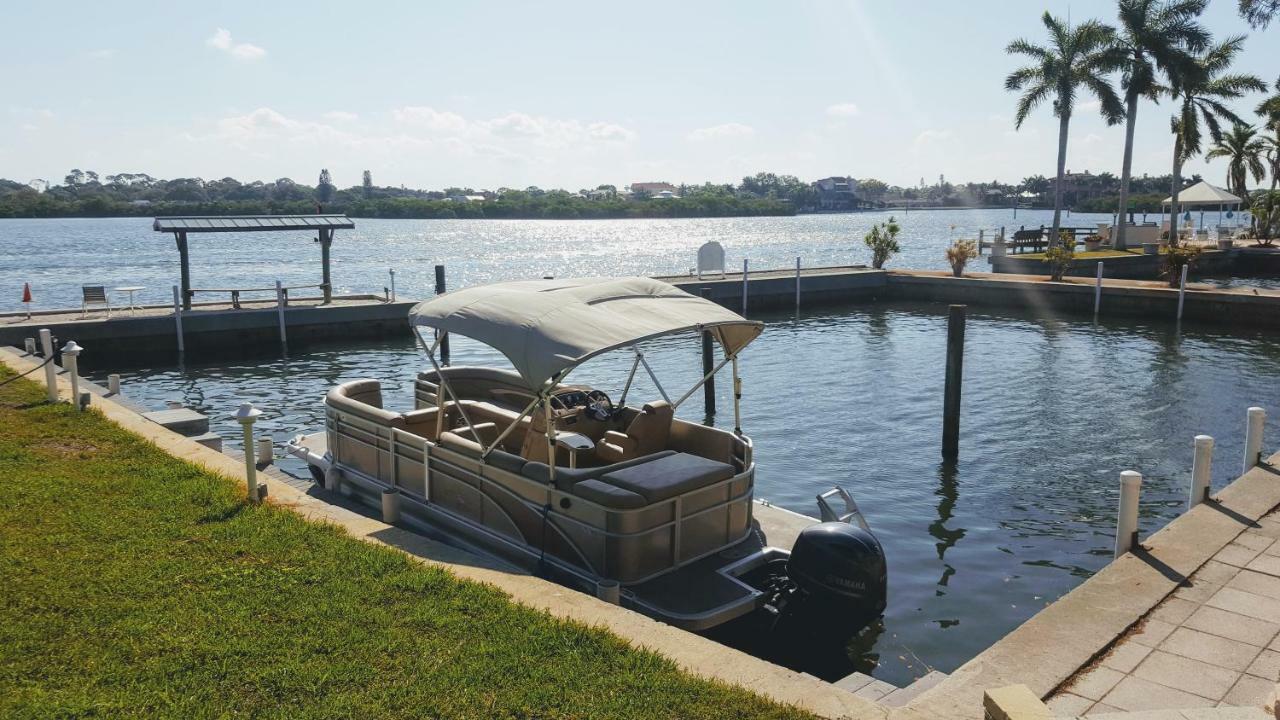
85,299,1280,687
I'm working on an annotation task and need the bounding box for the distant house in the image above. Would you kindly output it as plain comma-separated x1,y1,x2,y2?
653,190,679,200
628,181,677,198
446,194,488,203
812,176,859,210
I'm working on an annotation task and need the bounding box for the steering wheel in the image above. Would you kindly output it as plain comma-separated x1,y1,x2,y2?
585,389,615,421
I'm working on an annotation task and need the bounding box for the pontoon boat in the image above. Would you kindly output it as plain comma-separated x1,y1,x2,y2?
288,277,886,631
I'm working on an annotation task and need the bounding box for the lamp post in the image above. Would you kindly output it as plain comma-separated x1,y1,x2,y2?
60,341,84,412
235,402,265,503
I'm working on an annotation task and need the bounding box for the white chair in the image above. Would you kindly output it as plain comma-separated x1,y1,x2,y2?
696,241,726,279
81,285,111,318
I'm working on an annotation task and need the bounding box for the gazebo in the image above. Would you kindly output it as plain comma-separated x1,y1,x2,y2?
1161,181,1243,231
153,215,355,310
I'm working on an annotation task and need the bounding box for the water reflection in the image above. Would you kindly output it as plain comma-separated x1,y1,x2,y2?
930,461,965,596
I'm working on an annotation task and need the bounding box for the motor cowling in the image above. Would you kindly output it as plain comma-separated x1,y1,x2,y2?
786,521,887,625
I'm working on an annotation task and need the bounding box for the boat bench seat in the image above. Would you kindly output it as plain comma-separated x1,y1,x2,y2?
437,430,528,474
600,452,735,503
521,451,676,491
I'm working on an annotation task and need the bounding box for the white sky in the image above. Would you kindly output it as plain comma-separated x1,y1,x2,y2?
1,0,1276,190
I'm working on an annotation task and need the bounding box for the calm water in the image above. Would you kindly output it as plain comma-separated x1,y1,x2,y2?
0,209,1129,312
85,300,1280,687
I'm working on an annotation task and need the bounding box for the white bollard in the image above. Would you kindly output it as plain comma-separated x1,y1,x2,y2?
107,374,121,396
382,487,401,523
1189,435,1214,510
1115,470,1142,559
24,338,36,355
795,256,801,311
235,402,264,503
595,579,621,605
1177,264,1189,321
60,341,84,412
1245,407,1266,474
275,280,288,353
256,436,273,465
171,285,185,354
1094,262,1103,316
741,258,749,316
39,329,57,403
389,269,397,302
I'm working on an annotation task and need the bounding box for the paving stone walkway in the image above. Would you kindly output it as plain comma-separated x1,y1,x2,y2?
1048,511,1280,715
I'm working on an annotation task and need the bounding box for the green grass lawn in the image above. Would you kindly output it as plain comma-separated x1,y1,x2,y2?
0,368,812,720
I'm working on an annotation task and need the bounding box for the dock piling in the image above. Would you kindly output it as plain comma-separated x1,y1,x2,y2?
38,329,57,403
60,341,83,412
256,436,273,466
435,265,451,366
1115,470,1143,558
235,402,265,503
1189,435,1214,510
741,259,749,317
107,374,121,396
171,286,185,354
389,269,396,302
794,257,801,311
1245,407,1266,474
942,305,966,459
1094,262,1104,316
700,288,716,417
1177,264,1189,321
275,280,288,353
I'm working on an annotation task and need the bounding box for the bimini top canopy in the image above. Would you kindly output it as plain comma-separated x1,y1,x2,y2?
410,277,763,389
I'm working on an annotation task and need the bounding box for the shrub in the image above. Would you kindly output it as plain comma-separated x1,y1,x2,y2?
864,216,901,269
945,239,979,277
1163,244,1202,288
1043,241,1075,281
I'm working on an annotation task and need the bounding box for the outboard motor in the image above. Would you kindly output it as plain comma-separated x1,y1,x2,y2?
786,521,887,628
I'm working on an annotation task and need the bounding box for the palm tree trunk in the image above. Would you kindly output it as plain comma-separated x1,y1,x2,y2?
1170,134,1183,248
1051,112,1070,249
1115,93,1139,250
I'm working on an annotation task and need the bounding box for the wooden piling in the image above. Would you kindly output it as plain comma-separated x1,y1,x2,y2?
435,265,450,366
942,304,966,459
700,287,716,417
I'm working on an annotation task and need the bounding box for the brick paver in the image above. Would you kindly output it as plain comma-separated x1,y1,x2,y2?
1050,514,1280,715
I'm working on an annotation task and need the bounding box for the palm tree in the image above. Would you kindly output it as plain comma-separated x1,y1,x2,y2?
1006,12,1126,248
1259,76,1280,125
1112,0,1209,250
1166,37,1266,244
1205,124,1266,200
1258,125,1280,241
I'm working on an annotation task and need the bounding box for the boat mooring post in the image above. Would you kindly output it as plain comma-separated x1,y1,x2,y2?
435,264,451,366
23,338,36,355
700,288,716,417
60,341,84,412
596,579,621,605
794,256,801,311
1114,470,1142,558
275,280,288,354
1189,435,1214,510
1245,407,1266,474
741,259,749,317
107,374,121,396
942,304,966,459
1177,264,1189,321
235,402,265,503
171,285,185,355
256,436,273,465
38,328,57,403
1094,262,1104,316
382,488,401,524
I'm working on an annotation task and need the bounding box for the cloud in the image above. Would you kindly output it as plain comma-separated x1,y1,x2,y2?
393,107,637,147
206,28,266,61
323,111,359,123
686,123,755,142
393,106,468,133
825,103,860,118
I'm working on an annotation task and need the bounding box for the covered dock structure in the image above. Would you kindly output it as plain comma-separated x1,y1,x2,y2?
153,214,355,310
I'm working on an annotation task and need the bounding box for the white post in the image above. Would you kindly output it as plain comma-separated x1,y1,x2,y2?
596,579,620,605
256,436,273,465
1190,435,1214,510
741,258,749,316
23,338,36,355
1115,470,1142,559
38,328,57,403
107,374,121,395
794,256,801,311
235,402,264,503
1177,264,1189,321
275,280,288,352
389,269,396,302
382,487,401,523
1094,262,1103,316
60,341,84,412
171,285,185,354
1245,407,1266,474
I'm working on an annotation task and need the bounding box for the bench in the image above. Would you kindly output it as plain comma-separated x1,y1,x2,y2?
189,283,329,309
1008,228,1047,253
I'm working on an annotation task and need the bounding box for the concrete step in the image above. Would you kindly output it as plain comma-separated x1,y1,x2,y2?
879,670,948,707
141,408,209,436
832,671,898,701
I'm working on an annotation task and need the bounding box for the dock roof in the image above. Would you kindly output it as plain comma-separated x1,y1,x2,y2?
153,215,355,233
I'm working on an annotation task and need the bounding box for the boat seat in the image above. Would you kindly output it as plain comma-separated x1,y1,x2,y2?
571,479,646,509
437,429,527,474
521,450,676,491
596,401,674,464
600,452,735,503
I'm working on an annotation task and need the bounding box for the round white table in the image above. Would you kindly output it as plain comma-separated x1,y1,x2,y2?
114,286,145,314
